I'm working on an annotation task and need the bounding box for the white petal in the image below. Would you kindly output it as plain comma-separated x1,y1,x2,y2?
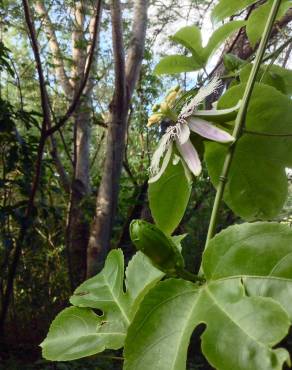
149,142,173,183
188,117,234,143
149,132,171,176
176,139,202,176
177,123,190,145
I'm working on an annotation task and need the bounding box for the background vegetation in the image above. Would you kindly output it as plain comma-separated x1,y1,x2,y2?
0,0,291,369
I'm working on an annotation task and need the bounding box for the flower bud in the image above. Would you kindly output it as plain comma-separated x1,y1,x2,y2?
130,220,184,274
147,113,162,127
166,91,178,106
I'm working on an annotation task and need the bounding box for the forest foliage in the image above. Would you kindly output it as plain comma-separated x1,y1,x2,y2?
1,0,292,369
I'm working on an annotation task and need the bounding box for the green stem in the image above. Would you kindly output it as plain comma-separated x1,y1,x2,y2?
176,268,205,284
203,0,282,252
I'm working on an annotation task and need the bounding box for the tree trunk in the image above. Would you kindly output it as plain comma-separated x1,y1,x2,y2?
66,99,92,288
87,0,149,277
64,1,102,289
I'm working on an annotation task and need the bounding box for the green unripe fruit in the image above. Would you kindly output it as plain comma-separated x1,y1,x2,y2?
130,220,184,274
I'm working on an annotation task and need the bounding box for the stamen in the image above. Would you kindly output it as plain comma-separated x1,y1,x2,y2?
179,77,221,119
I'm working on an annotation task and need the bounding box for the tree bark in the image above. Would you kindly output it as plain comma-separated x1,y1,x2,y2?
66,100,92,288
35,0,73,97
87,0,149,276
66,1,103,289
35,0,103,288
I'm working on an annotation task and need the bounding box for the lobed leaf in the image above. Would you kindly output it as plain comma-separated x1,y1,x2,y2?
124,222,292,370
203,222,292,319
124,278,290,370
205,83,292,221
154,21,245,75
41,250,164,361
41,307,124,361
171,26,204,66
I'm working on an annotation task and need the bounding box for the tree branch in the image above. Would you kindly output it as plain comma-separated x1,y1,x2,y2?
0,0,52,333
35,0,73,97
45,0,102,137
125,0,149,98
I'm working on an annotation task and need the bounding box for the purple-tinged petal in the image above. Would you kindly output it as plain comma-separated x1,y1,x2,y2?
176,139,202,176
177,123,190,145
188,117,234,143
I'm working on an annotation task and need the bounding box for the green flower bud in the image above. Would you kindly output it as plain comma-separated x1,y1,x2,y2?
130,220,185,274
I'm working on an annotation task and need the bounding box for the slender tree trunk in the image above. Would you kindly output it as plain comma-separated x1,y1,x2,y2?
87,0,149,276
67,99,92,288
117,180,148,261
64,1,102,289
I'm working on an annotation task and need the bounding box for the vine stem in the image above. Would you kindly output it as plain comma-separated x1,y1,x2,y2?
177,268,205,284
203,0,282,252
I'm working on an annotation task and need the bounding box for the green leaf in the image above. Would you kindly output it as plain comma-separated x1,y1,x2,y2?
246,1,291,47
149,154,192,235
212,0,257,23
154,55,200,75
124,278,290,370
171,233,187,251
41,250,163,361
124,251,165,318
240,63,292,95
202,21,246,60
223,53,246,72
125,223,292,369
170,26,204,66
155,21,245,75
203,222,292,320
206,141,288,220
205,83,292,221
41,307,123,361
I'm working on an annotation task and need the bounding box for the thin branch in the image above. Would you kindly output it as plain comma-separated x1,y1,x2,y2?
125,0,149,98
282,42,292,67
45,0,102,137
262,35,292,63
0,0,52,332
35,0,73,96
22,0,51,207
90,131,105,169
